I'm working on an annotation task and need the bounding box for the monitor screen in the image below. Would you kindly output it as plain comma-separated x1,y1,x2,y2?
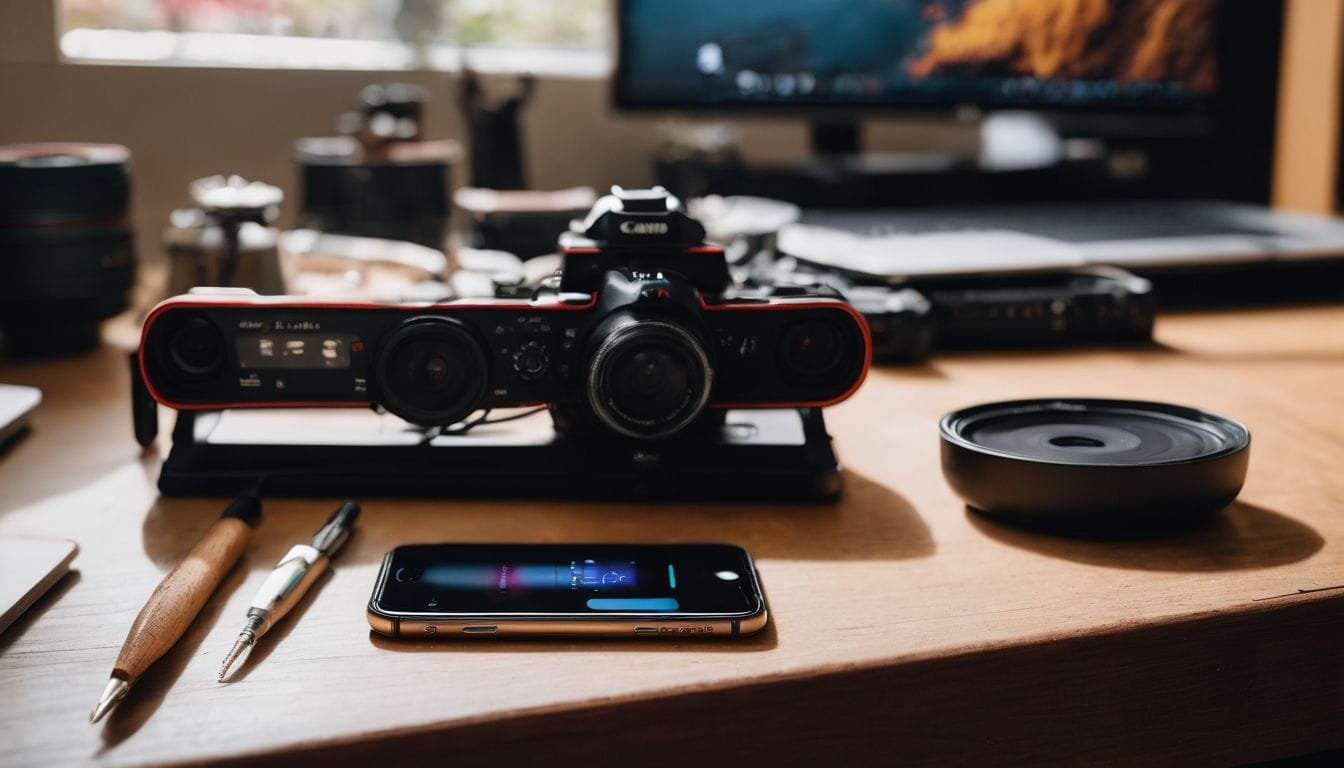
616,0,1218,113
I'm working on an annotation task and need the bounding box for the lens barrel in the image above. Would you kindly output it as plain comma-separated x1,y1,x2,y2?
0,143,136,356
375,317,488,426
294,137,453,250
586,313,713,439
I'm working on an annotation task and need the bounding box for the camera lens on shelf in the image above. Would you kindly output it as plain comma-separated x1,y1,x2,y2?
293,135,455,250
586,313,713,439
0,143,136,357
375,318,488,426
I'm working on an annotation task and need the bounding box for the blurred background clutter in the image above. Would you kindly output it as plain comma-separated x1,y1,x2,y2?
1,0,1342,359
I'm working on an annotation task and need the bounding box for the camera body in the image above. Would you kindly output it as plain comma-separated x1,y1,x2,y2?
139,187,870,440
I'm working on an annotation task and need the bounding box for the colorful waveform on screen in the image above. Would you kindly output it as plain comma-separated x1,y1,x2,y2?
420,561,638,592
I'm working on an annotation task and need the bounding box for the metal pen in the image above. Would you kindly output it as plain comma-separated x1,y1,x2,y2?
217,501,360,681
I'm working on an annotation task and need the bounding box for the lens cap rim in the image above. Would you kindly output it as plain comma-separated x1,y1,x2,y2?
942,398,1250,467
940,398,1251,534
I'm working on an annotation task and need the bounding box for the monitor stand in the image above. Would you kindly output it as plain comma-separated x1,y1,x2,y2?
805,118,966,179
809,113,1066,173
656,115,1102,207
811,119,862,157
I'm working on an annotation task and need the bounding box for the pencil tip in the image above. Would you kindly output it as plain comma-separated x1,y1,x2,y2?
89,677,129,724
217,635,253,683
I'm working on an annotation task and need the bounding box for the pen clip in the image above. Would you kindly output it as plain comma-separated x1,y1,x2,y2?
310,501,360,555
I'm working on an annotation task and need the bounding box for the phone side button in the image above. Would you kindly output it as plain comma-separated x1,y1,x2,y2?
634,627,660,635
462,625,497,635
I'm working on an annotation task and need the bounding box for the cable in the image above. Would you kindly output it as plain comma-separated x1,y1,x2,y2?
434,406,548,437
441,410,490,435
476,406,548,426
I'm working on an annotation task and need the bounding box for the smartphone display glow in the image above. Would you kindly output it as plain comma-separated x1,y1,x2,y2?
368,543,767,637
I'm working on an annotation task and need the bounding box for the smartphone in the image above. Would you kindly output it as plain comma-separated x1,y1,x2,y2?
367,543,768,638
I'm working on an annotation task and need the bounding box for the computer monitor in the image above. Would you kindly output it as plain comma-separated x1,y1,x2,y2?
615,0,1222,153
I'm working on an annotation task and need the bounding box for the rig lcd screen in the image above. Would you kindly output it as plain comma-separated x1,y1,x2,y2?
236,333,357,370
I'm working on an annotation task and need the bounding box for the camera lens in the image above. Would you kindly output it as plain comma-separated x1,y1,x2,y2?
0,143,135,356
780,320,845,380
612,347,690,417
587,314,712,439
167,316,225,379
375,317,487,426
423,356,449,383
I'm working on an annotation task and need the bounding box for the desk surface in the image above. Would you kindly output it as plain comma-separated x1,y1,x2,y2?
1,307,1342,766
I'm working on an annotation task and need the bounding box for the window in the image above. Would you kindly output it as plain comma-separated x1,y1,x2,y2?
59,0,610,74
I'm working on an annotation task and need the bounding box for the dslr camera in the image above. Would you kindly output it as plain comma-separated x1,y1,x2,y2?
139,187,870,440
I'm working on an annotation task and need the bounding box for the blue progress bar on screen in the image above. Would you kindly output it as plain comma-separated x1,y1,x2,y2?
668,564,677,589
587,598,680,611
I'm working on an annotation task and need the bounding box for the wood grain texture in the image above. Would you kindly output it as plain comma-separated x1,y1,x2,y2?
113,518,253,681
1,306,1343,766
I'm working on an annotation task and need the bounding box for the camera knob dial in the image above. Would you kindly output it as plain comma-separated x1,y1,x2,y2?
512,340,549,380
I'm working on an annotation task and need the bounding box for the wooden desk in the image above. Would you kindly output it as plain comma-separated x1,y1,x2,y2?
1,307,1342,766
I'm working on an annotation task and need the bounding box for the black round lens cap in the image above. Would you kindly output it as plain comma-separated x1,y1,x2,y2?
940,399,1251,535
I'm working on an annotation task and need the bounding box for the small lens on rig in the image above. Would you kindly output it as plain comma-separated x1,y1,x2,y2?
779,319,845,381
586,313,712,439
375,317,488,426
167,316,226,379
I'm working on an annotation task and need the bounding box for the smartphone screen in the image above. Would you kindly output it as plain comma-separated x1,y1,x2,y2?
370,543,763,623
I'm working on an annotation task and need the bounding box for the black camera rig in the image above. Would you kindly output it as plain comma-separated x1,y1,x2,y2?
134,187,870,500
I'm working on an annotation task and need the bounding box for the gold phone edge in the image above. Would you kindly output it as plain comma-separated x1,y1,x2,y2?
367,607,768,639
